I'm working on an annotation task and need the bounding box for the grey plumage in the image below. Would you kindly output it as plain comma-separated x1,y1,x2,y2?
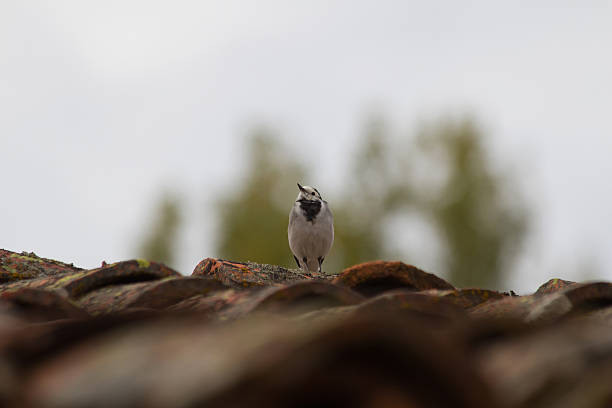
288,183,334,272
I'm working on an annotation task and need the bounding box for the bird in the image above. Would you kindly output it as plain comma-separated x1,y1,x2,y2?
288,182,334,273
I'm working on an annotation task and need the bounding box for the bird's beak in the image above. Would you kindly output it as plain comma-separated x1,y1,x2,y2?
297,183,306,192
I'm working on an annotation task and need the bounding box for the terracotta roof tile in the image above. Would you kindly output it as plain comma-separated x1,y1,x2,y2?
469,294,539,321
535,278,577,295
582,305,612,326
470,281,612,324
0,250,82,283
75,277,227,315
420,288,507,309
354,290,467,324
166,288,244,317
0,248,611,407
332,260,454,296
0,259,179,296
168,281,364,321
477,319,612,407
192,258,333,287
0,288,88,321
250,280,365,314
61,260,181,298
20,314,497,408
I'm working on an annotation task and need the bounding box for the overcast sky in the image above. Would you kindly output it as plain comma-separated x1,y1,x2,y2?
2,1,611,292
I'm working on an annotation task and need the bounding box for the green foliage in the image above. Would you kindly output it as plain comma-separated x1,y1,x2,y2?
406,119,528,288
215,129,305,267
139,193,181,267
141,115,529,289
327,117,390,271
214,117,528,288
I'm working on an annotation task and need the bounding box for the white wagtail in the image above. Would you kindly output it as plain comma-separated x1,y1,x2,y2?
288,183,334,272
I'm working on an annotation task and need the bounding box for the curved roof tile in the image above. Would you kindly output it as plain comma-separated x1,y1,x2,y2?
1,248,611,407
61,260,180,299
0,250,82,283
333,260,454,296
0,288,88,322
421,288,507,309
76,277,227,315
192,258,333,288
251,280,365,314
535,278,577,295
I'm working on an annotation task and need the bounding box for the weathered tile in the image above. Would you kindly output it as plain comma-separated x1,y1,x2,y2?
22,314,498,408
333,261,454,296
0,249,82,284
76,277,227,315
192,258,335,288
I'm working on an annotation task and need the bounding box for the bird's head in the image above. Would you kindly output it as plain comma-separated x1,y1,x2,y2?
296,182,323,202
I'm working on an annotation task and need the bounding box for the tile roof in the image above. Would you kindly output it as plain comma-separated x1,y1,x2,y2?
1,248,611,407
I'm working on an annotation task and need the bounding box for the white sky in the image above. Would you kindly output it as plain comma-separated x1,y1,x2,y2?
1,1,611,292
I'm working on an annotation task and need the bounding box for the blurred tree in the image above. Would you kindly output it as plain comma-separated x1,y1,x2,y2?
213,117,529,289
215,128,305,267
329,116,390,271
139,193,182,267
398,119,529,288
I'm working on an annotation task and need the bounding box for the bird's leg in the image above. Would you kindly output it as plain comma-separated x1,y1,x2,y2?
293,255,301,269
317,256,324,273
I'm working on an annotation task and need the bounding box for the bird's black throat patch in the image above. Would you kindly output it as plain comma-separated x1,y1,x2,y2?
298,199,321,222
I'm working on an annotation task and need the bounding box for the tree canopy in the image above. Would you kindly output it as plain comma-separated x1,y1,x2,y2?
140,116,529,289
